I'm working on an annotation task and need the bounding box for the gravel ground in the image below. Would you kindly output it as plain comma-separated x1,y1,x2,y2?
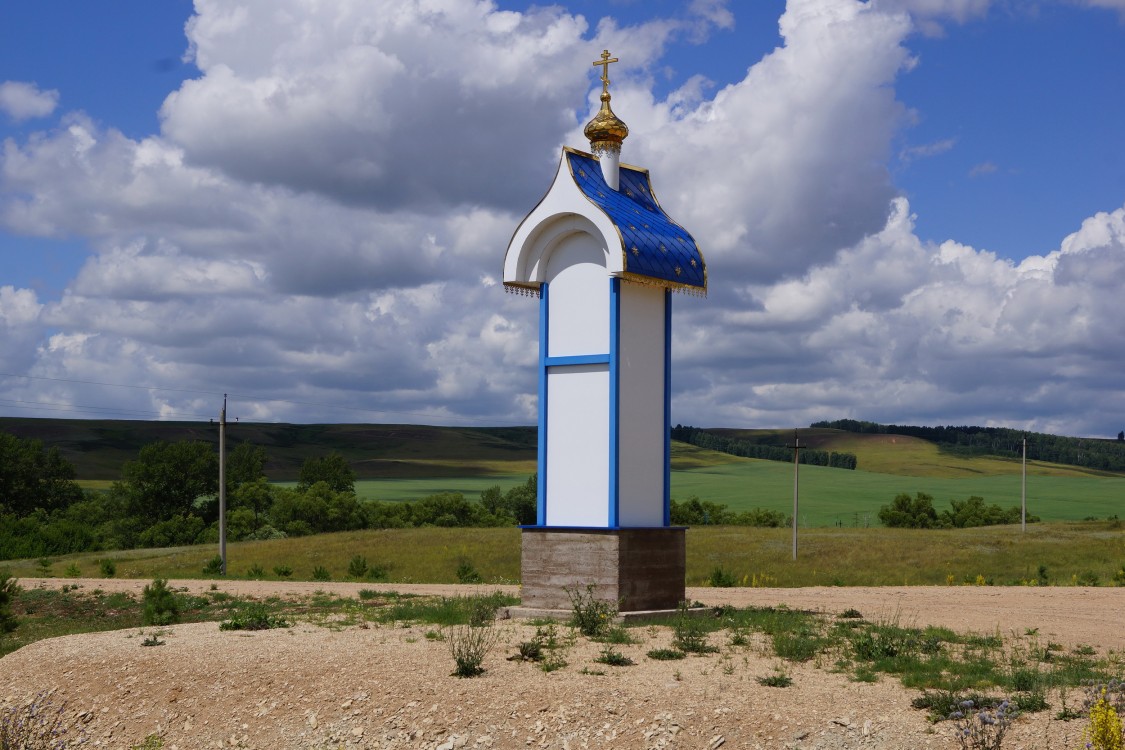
2,578,1120,750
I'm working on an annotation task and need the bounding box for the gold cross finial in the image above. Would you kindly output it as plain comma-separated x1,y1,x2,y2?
593,49,618,94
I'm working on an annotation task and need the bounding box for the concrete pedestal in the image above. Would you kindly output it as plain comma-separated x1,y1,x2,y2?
516,527,685,615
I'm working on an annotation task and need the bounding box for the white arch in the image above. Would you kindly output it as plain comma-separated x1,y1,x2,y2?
503,154,624,286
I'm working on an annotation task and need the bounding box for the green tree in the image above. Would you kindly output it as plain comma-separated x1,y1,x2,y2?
227,443,267,490
231,477,275,530
0,433,83,517
878,492,939,529
298,453,355,494
121,441,218,525
0,572,20,635
269,482,364,535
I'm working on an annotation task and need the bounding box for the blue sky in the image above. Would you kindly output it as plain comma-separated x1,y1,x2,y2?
1,0,1124,436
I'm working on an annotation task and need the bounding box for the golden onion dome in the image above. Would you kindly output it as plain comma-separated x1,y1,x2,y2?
584,91,629,146
585,50,628,149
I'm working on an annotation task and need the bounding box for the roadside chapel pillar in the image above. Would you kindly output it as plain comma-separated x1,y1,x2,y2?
503,51,707,613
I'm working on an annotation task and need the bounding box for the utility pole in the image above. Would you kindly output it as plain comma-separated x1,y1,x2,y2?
1021,436,1027,533
219,394,227,576
788,430,801,561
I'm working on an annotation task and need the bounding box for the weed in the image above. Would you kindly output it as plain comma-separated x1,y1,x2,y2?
671,601,718,654
948,699,1017,750
36,558,52,573
141,633,165,647
142,578,180,626
913,690,996,722
647,648,686,661
1075,644,1098,656
593,625,637,645
594,645,634,666
366,563,389,581
99,559,116,577
852,666,878,683
566,584,617,638
447,620,499,677
130,734,165,750
0,691,86,748
203,555,223,575
513,638,543,662
580,667,606,676
273,565,293,578
1083,685,1124,750
757,666,793,687
312,566,331,581
424,629,443,641
728,624,751,647
839,608,863,619
707,567,736,587
466,596,499,627
773,628,821,662
246,563,265,578
358,589,380,601
62,563,80,578
347,555,369,579
219,602,290,631
456,560,483,584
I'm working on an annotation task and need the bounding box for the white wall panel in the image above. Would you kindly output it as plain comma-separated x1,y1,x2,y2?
546,364,609,527
617,284,666,527
545,234,609,358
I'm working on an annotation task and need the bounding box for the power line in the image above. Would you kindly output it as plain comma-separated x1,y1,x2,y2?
0,371,530,426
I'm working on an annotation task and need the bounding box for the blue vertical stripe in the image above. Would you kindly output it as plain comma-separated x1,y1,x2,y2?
537,283,548,526
609,278,621,528
663,289,672,527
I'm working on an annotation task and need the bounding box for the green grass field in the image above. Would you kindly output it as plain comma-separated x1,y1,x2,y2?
671,458,1125,527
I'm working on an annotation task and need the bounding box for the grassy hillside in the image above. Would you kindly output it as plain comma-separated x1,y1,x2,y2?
0,417,537,480
708,427,1119,478
8,521,1123,588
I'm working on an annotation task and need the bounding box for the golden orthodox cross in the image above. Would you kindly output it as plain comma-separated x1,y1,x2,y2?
592,49,618,93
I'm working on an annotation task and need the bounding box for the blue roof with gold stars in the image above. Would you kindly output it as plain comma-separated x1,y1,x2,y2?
565,149,706,292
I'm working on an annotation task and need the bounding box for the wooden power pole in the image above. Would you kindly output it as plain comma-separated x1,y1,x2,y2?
789,430,801,561
219,394,227,575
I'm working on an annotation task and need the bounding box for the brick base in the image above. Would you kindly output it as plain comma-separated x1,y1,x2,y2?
519,527,685,613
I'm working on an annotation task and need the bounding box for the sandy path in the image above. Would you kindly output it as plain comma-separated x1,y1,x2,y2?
17,578,1125,650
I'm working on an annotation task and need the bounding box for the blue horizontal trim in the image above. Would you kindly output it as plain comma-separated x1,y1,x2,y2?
520,525,688,531
544,353,610,367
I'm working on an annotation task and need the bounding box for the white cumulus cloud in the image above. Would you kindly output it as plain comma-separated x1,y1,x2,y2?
0,81,60,121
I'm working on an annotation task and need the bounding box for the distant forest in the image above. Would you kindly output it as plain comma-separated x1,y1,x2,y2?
671,425,858,470
813,419,1125,473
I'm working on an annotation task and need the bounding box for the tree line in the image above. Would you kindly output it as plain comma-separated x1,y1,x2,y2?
878,491,1039,529
671,425,858,469
813,419,1125,473
0,432,535,560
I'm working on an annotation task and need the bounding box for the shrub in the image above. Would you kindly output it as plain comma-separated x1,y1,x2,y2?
566,583,617,638
273,565,293,578
366,563,389,581
347,555,368,579
707,567,736,588
0,573,20,635
142,578,180,626
312,566,331,581
0,691,85,749
203,555,223,575
219,602,289,631
456,560,483,584
447,621,499,677
99,559,116,577
63,563,81,577
1081,683,1125,750
246,563,265,578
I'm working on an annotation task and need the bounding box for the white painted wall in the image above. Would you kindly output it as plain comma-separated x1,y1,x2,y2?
545,233,609,357
546,364,610,527
617,283,666,527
